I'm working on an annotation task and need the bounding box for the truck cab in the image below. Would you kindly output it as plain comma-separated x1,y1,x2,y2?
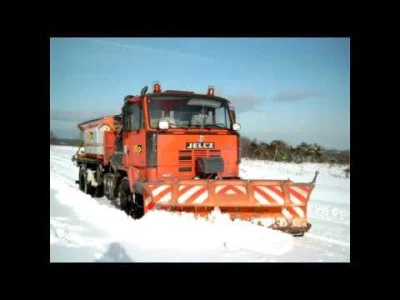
114,83,242,182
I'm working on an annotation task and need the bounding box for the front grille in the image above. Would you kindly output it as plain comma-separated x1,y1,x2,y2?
209,150,221,157
178,150,192,167
178,150,221,172
194,150,207,159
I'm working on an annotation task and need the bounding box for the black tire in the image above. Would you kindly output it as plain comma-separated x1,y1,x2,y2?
79,167,85,192
129,193,144,219
80,167,104,198
93,166,104,198
118,178,131,211
84,173,94,196
119,177,144,219
93,185,104,198
104,174,116,200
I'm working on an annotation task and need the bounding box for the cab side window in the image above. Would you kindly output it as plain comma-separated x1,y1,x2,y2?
123,102,143,130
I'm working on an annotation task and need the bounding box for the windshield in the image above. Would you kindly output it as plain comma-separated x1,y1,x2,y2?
147,95,232,129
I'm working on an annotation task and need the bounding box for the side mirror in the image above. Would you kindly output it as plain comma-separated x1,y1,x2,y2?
232,123,241,131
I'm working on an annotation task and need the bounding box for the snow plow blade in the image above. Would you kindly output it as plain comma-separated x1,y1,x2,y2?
142,172,318,236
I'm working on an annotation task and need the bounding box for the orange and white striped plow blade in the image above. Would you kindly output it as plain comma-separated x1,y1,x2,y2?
142,178,316,236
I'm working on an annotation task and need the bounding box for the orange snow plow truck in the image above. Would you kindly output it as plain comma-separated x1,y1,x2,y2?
72,83,318,236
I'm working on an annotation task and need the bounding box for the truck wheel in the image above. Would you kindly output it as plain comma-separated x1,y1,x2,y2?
104,174,116,200
128,193,144,219
119,178,144,219
118,178,131,211
93,165,104,198
84,175,93,196
93,185,104,198
79,167,85,192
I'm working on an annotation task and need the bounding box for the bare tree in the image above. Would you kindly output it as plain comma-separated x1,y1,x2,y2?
240,136,252,158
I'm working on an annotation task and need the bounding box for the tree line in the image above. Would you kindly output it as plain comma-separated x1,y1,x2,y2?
240,136,350,165
50,130,350,165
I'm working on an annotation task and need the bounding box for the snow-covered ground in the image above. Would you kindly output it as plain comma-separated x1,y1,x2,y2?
50,146,350,262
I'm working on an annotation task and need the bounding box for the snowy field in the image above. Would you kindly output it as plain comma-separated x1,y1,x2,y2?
50,145,350,263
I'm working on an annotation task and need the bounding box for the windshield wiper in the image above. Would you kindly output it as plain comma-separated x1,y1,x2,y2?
170,124,227,129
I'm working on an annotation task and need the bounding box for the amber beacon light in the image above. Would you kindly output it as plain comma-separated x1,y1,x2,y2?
153,82,161,93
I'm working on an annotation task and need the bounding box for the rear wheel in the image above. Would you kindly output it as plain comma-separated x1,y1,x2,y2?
92,185,104,198
79,166,97,197
79,167,85,192
79,166,104,198
84,173,94,195
104,174,116,200
93,165,104,198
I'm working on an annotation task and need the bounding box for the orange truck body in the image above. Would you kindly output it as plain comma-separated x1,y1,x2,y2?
73,84,317,236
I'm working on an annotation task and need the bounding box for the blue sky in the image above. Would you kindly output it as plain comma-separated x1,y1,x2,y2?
50,37,350,150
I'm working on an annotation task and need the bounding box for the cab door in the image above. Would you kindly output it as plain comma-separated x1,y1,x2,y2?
122,100,146,168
